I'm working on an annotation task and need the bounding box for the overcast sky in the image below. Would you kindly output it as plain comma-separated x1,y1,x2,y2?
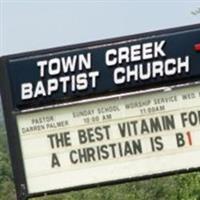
0,0,200,56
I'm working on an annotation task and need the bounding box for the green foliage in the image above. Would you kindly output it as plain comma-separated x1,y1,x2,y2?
174,173,200,200
0,128,16,200
0,180,16,200
0,127,7,153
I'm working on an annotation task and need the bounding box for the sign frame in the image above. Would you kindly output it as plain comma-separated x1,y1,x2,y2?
1,23,200,200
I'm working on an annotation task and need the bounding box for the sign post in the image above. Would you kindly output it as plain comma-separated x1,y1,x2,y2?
0,24,200,199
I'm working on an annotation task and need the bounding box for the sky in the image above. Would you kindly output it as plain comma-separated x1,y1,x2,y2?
0,0,200,56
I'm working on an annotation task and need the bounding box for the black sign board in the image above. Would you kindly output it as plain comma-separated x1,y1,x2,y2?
1,24,200,200
1,24,200,110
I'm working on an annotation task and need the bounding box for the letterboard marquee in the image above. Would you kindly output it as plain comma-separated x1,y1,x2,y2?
1,24,200,200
